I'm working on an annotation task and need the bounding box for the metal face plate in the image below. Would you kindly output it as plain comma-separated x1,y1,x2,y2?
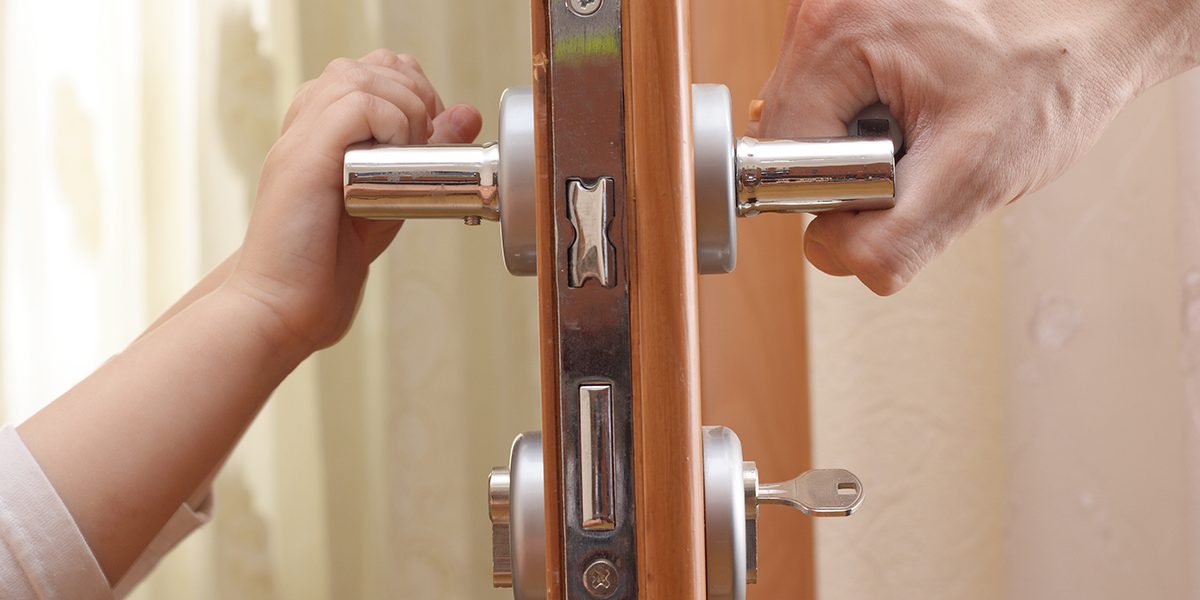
546,0,637,597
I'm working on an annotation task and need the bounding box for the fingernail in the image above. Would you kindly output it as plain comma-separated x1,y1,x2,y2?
426,116,435,139
449,106,477,137
748,99,765,123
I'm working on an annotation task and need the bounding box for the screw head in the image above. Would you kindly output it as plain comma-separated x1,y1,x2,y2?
582,559,619,598
567,0,603,16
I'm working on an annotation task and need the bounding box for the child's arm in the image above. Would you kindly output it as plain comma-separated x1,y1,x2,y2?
16,50,483,585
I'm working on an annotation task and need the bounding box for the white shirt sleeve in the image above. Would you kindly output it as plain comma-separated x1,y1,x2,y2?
0,426,213,599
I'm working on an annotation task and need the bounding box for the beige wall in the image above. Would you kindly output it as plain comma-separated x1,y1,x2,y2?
811,71,1200,599
807,187,1007,599
1002,75,1194,599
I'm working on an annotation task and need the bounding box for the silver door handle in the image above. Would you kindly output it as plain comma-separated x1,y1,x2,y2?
343,84,900,275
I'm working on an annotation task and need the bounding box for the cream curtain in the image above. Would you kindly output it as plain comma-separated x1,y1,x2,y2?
1,0,535,598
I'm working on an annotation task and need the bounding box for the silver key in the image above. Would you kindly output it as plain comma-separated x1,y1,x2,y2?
757,469,864,517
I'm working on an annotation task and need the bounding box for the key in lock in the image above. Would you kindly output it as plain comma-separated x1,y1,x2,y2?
487,427,864,600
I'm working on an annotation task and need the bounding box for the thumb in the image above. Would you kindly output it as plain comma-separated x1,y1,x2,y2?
430,104,483,144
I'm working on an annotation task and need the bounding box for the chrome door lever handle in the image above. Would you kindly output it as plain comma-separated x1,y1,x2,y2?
343,83,900,276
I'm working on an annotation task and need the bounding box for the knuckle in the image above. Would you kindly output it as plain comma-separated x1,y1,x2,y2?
406,90,429,117
345,90,378,112
342,66,377,90
796,0,876,44
324,57,357,75
291,80,314,102
366,48,395,63
395,53,419,69
392,71,416,90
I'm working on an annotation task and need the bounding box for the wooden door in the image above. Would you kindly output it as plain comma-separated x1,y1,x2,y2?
693,2,818,599
530,1,707,598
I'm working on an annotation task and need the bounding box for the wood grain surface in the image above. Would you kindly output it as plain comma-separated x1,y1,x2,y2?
624,0,709,597
692,1,818,599
529,1,563,597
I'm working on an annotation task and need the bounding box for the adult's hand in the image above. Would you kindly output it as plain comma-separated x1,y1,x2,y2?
759,0,1200,294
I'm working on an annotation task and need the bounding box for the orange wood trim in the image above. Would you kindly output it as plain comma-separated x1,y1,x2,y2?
624,1,708,597
692,2,817,599
529,1,564,597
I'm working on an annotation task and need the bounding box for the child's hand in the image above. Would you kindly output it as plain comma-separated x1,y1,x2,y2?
226,50,483,352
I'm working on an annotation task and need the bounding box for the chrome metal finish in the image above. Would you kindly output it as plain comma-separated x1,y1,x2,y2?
498,87,538,276
700,427,864,600
735,136,896,216
488,426,862,600
547,0,637,597
741,462,759,585
344,84,897,279
582,559,619,598
566,179,616,289
757,469,864,517
344,143,501,220
567,0,603,16
489,468,514,587
580,385,616,531
341,87,538,275
703,427,749,600
692,84,738,274
491,433,548,599
690,84,899,272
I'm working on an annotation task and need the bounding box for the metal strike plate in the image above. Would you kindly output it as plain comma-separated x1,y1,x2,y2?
580,384,616,531
547,0,638,597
